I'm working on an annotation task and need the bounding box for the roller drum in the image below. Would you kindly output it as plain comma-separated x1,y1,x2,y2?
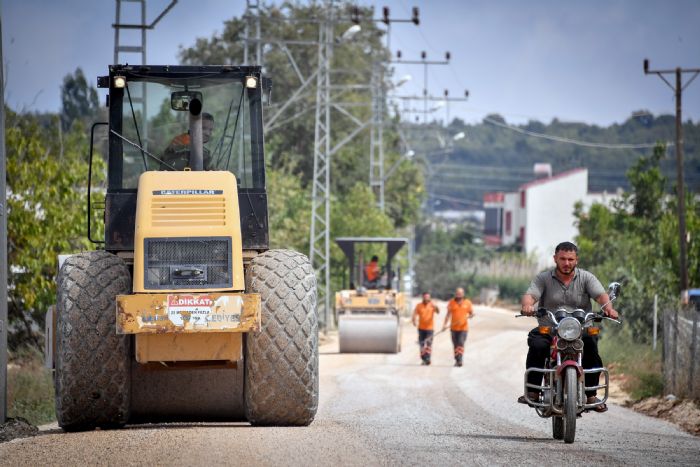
338,314,400,353
129,362,246,422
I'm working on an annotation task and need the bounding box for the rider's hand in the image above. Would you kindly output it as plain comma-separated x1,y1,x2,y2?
604,307,619,320
521,304,535,316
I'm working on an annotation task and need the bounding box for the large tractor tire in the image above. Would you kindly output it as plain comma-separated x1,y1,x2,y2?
245,249,318,426
54,251,132,431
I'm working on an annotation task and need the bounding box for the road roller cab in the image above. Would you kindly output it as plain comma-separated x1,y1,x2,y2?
334,237,408,353
48,65,319,431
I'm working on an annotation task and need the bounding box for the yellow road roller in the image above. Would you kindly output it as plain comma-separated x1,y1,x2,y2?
46,65,318,431
335,237,408,353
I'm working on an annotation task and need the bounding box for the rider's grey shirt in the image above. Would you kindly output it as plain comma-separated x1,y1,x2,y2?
526,268,605,312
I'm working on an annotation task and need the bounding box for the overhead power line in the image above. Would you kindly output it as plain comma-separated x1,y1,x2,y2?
482,116,672,149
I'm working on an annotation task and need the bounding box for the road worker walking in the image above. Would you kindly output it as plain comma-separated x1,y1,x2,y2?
442,287,474,367
412,292,440,365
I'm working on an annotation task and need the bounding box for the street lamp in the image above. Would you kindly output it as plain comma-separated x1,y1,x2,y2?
430,101,446,112
383,150,415,182
396,74,412,87
339,24,361,42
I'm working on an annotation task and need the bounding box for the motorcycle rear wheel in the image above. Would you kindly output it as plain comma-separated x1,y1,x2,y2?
564,366,578,443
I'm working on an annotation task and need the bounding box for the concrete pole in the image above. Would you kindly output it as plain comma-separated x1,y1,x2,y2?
0,12,8,424
653,294,658,351
674,68,688,292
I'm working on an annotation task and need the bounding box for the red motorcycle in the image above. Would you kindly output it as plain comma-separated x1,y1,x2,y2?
518,282,621,443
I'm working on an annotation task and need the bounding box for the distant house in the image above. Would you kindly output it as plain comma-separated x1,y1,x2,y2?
483,167,620,267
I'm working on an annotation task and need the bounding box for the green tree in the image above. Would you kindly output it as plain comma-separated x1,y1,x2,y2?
60,67,99,131
574,143,697,341
414,222,495,300
178,3,424,229
267,167,311,253
6,109,102,350
329,183,395,289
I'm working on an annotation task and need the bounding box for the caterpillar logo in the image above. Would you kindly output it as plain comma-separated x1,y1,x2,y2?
153,189,223,196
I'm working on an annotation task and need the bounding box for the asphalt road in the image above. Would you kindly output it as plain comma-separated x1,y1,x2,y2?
2,303,698,466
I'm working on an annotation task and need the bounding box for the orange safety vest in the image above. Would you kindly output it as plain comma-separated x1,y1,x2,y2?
365,261,379,282
169,133,190,148
414,302,438,330
447,298,473,331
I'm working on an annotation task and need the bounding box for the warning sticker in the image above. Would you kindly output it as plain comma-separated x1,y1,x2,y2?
116,293,261,334
168,295,214,326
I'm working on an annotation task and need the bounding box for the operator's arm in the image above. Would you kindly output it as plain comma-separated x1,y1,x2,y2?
412,305,419,327
595,293,618,319
521,273,544,315
521,294,537,316
468,301,475,319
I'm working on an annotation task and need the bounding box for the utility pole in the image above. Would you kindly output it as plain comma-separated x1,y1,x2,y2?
644,59,700,292
394,50,451,124
368,6,419,210
240,3,372,331
392,91,468,124
0,11,8,425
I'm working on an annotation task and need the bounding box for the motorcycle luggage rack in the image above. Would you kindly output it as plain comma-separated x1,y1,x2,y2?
523,367,555,409
583,367,610,409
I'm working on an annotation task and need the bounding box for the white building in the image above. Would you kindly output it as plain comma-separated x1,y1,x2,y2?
483,168,620,267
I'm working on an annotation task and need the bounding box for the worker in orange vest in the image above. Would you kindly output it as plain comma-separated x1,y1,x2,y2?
364,255,380,288
161,112,215,170
442,287,474,367
412,292,440,365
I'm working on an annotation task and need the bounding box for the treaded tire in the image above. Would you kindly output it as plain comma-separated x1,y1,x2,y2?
54,251,132,431
245,249,318,426
563,366,578,444
552,416,564,440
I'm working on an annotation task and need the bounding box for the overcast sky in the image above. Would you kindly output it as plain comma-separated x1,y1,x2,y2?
3,0,699,126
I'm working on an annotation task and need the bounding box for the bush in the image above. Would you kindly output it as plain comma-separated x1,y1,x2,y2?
414,268,529,303
472,276,531,302
599,328,663,400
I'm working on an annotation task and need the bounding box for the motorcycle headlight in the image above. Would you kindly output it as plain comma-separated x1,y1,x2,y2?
557,317,582,340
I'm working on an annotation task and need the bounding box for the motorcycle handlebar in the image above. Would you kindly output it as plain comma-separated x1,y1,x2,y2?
516,309,622,325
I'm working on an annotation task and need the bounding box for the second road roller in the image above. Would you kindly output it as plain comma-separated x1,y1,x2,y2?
334,237,408,353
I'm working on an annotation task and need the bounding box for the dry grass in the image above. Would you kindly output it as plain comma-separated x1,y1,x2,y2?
599,331,664,401
7,347,56,426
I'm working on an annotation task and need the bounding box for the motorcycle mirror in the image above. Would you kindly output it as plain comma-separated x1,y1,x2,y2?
608,282,621,300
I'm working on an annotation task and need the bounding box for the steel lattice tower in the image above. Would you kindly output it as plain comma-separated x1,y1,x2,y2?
310,5,334,331
369,60,385,210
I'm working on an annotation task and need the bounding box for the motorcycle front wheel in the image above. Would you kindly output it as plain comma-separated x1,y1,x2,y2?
552,416,564,439
564,366,578,443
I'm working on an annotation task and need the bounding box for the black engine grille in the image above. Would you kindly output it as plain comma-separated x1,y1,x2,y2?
144,237,232,289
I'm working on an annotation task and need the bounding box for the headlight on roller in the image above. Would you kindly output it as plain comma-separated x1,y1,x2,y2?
557,317,582,340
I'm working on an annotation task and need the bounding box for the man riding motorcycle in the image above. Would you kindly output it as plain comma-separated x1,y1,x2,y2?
519,241,619,411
